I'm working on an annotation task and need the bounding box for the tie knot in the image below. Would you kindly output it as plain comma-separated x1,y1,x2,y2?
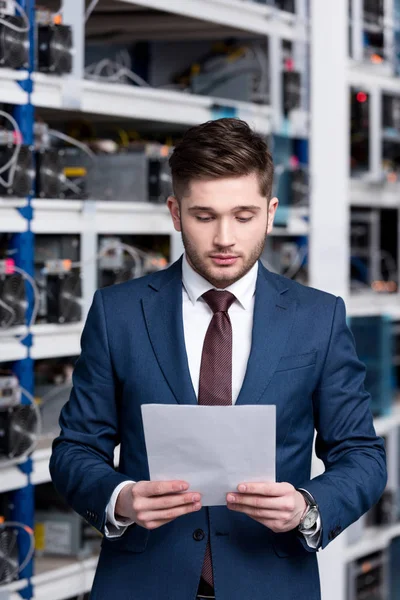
202,289,236,314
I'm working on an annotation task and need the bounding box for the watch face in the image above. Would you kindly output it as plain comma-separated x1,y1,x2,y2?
303,507,319,529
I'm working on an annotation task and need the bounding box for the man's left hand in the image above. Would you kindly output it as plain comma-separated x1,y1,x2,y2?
226,482,307,533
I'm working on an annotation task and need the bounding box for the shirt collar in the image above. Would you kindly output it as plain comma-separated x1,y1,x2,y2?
182,253,258,310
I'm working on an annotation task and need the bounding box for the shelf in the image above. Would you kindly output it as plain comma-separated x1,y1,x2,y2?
32,73,273,134
0,68,28,105
347,61,400,93
94,201,174,234
345,522,400,563
0,199,29,233
32,555,98,600
373,402,400,438
0,461,28,494
30,323,83,360
0,577,29,600
0,332,28,362
31,199,177,235
346,293,400,319
272,206,309,236
117,0,308,40
350,179,400,208
31,199,86,234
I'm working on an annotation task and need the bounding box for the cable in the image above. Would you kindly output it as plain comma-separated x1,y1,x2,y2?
48,129,96,162
85,60,150,87
85,0,99,22
11,265,40,341
0,110,22,190
0,0,30,33
71,240,145,280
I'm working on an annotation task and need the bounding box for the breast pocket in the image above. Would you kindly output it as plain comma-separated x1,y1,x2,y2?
275,351,317,373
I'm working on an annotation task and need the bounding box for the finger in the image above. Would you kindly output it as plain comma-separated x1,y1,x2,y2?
227,494,292,511
137,500,202,524
137,481,189,497
227,504,284,520
237,482,292,497
136,492,201,512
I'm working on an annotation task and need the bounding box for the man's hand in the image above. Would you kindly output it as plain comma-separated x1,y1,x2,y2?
226,482,307,533
115,481,202,530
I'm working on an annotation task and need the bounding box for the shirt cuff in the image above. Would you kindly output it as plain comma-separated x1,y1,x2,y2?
104,480,136,538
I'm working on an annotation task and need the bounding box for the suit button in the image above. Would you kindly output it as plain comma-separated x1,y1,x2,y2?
193,529,205,542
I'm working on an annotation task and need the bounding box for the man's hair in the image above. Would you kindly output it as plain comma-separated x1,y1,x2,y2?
169,118,274,202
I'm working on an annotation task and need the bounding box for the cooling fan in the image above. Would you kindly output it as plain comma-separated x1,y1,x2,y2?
0,526,19,584
36,149,64,198
46,271,82,324
0,145,34,197
148,157,173,203
0,403,40,460
37,24,73,74
0,15,29,69
0,273,27,329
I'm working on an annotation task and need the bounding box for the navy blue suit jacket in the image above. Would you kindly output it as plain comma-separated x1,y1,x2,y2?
50,257,387,600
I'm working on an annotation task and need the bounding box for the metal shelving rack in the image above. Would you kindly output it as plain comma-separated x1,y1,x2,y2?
0,1,399,599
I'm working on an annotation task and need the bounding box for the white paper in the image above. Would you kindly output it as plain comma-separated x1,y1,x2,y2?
141,404,276,506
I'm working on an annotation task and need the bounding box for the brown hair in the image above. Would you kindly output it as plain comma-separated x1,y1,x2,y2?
169,118,274,202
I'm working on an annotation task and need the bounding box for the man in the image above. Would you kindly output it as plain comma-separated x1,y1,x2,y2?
50,118,387,600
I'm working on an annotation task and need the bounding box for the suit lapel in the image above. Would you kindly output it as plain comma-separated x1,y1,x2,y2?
235,261,297,406
142,257,197,406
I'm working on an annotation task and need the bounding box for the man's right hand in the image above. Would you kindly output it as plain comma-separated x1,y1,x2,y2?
115,481,202,530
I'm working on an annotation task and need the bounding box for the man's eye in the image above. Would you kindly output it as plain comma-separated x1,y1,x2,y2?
195,216,213,222
237,217,253,223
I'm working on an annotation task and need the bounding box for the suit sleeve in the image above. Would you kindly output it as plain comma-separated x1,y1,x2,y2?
49,290,131,534
297,296,387,551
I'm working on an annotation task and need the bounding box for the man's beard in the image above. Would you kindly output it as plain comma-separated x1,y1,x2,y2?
180,225,268,289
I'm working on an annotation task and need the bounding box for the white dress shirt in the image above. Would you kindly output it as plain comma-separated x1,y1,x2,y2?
105,254,321,547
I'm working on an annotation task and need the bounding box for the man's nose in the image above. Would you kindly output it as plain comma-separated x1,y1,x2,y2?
214,221,235,247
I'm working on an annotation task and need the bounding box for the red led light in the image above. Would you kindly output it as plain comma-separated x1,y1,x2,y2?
356,92,368,103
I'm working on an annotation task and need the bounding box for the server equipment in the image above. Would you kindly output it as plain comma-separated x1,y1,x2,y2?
389,536,400,598
350,89,370,176
41,261,82,325
98,237,168,288
0,258,27,329
349,316,395,418
347,549,389,600
0,375,40,461
0,1,29,69
35,483,101,559
0,144,34,197
36,10,73,75
0,492,18,584
87,144,172,203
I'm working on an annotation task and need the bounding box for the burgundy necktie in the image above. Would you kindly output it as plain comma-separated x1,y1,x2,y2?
198,289,236,588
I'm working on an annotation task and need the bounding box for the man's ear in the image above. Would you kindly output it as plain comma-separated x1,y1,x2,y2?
167,196,182,232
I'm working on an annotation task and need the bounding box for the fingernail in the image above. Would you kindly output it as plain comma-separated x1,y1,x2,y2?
227,494,235,502
181,484,188,490
192,494,200,502
238,485,246,492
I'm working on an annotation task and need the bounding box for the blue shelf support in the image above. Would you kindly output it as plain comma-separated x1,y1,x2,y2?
9,1,36,598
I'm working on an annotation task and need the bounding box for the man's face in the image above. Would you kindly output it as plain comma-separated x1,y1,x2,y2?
167,173,279,288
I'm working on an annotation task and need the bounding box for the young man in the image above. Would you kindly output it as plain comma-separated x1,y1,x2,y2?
50,118,387,600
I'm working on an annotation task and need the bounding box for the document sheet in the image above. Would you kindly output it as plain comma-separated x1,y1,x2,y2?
141,404,276,506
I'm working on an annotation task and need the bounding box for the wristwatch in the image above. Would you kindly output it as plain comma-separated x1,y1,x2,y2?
296,488,319,533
